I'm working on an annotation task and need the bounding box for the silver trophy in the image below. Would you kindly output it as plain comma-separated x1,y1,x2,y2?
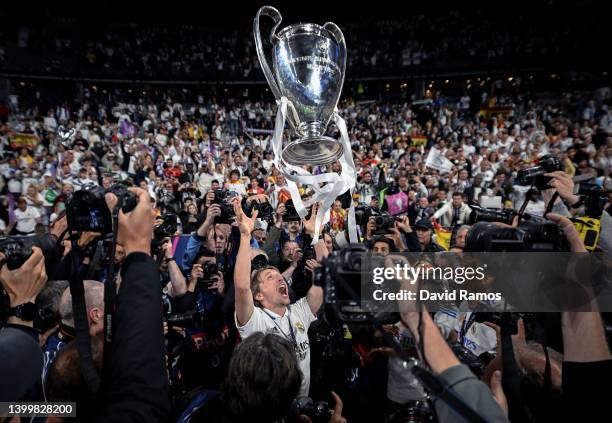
254,6,347,167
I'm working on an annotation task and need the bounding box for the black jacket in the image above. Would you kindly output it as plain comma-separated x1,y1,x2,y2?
95,253,170,422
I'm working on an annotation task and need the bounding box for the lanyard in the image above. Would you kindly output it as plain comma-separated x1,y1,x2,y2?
460,313,477,344
262,307,297,348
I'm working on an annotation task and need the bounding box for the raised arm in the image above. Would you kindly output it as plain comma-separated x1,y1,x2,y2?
161,240,187,298
233,199,259,326
303,203,324,315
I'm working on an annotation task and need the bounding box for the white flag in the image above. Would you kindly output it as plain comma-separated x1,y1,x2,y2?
425,148,454,174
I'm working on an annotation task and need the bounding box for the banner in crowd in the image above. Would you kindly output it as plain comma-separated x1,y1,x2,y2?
425,148,454,174
478,106,513,119
9,133,40,150
410,135,427,147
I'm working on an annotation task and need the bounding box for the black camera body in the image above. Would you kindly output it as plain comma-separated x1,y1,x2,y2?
66,184,137,234
0,234,62,271
517,155,564,190
468,203,515,225
316,245,399,324
291,397,331,423
577,183,609,218
243,199,274,222
197,261,219,288
154,213,178,241
465,219,568,252
283,199,301,222
354,204,377,226
373,213,396,235
166,310,205,328
212,189,237,224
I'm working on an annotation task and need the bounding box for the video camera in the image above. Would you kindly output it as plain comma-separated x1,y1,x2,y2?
465,218,569,252
517,155,564,190
467,203,515,225
66,183,137,234
315,244,399,324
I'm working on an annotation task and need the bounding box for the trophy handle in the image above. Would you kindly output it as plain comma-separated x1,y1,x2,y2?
254,6,283,101
323,22,347,100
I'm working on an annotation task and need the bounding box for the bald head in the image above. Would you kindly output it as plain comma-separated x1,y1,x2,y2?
59,280,104,335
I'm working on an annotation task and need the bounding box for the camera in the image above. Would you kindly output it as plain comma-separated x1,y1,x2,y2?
283,199,301,222
354,204,377,226
465,218,568,252
316,244,399,324
373,213,397,235
197,261,219,288
66,183,137,234
577,183,609,218
517,155,564,190
166,310,204,328
154,213,178,241
243,199,274,222
291,397,331,423
389,400,433,423
212,189,237,224
467,203,515,225
0,234,62,270
251,254,269,270
448,343,489,378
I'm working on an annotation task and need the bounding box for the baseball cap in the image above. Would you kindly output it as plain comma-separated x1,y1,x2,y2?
414,219,433,230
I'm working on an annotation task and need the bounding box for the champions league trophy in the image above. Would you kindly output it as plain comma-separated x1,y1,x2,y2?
254,5,346,167
253,6,357,244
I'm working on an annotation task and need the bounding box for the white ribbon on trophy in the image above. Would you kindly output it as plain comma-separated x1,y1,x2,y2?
271,97,358,245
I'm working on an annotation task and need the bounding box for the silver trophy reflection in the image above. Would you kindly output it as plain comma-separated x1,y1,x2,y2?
254,6,347,167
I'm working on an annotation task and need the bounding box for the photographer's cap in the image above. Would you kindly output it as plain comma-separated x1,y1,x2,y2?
414,219,433,230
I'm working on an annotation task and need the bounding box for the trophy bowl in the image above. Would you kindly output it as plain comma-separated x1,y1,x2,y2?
254,6,347,167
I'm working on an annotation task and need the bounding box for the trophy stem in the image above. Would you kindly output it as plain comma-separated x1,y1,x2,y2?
297,121,326,138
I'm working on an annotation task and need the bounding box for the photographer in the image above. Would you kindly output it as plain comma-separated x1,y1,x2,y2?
400,218,444,252
545,170,612,253
547,212,612,420
92,187,169,421
42,280,104,387
0,247,48,401
182,199,221,272
397,259,510,423
233,199,324,397
160,239,188,299
168,248,232,392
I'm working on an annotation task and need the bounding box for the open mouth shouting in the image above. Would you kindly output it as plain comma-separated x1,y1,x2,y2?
278,282,289,298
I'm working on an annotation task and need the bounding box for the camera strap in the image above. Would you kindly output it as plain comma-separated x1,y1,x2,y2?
544,192,560,216
68,236,101,393
102,208,120,373
86,240,104,280
500,313,529,422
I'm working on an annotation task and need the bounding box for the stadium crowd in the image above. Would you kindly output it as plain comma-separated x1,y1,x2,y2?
0,80,611,423
0,1,604,79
